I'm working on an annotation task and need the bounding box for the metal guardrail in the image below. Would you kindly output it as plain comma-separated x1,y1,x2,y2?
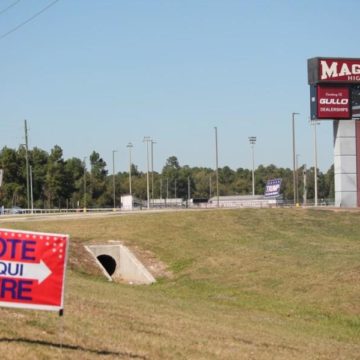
1,208,120,215
0,199,335,216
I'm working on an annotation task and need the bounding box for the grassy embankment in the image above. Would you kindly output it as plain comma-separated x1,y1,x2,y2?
0,208,359,359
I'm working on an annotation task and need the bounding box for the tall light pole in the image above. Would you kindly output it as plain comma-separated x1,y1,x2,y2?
214,127,219,208
112,150,117,210
188,176,191,201
166,178,169,203
143,136,151,209
24,120,30,210
292,112,300,205
151,140,156,205
249,136,257,196
83,157,87,212
126,143,133,196
160,177,163,199
303,165,307,206
296,154,300,204
311,120,320,206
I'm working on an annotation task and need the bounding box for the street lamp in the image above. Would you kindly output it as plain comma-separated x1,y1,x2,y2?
166,178,169,203
292,112,300,205
143,136,151,209
214,127,219,208
311,120,320,206
126,143,133,196
188,176,191,201
24,120,30,210
151,140,156,206
112,150,117,210
296,154,300,204
83,157,87,212
248,136,256,196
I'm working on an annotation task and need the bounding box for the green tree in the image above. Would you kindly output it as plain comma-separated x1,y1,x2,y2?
324,165,334,199
89,151,108,206
0,147,25,207
64,157,84,208
162,156,181,198
162,158,194,199
191,167,213,198
44,145,66,208
30,147,49,207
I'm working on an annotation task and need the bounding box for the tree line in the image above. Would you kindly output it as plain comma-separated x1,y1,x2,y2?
0,145,334,208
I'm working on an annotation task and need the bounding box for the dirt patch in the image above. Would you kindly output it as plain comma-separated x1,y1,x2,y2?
68,240,104,277
128,243,173,280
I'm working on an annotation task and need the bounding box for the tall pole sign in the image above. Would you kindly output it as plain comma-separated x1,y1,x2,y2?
308,57,360,207
308,57,360,120
0,229,69,313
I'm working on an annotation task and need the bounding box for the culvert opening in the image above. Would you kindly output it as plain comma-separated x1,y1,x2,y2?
97,254,117,276
85,244,156,284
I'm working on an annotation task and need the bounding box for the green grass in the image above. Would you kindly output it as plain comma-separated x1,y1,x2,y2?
0,208,359,359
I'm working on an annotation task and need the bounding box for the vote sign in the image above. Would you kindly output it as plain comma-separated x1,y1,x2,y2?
0,228,69,312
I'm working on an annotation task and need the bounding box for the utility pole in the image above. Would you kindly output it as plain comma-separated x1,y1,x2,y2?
214,127,219,208
143,137,151,209
160,177,163,199
303,165,307,206
296,154,300,204
151,140,156,206
188,176,191,202
311,120,320,206
112,150,117,210
126,143,133,196
24,120,30,210
292,112,300,205
249,136,256,196
83,157,87,212
166,178,169,204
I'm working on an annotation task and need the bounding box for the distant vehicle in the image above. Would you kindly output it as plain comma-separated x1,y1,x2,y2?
10,206,24,214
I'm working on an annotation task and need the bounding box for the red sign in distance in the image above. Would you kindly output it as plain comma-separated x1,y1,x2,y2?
319,58,360,83
0,229,69,312
317,86,350,119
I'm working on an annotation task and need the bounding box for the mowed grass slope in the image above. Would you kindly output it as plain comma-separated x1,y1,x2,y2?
0,208,359,359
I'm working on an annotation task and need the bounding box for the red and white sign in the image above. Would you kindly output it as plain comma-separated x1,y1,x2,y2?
319,59,360,83
317,86,350,119
0,229,69,312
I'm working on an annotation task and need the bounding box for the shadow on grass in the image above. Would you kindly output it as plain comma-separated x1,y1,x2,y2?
0,337,148,359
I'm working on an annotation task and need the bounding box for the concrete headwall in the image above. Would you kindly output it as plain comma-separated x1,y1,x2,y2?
85,243,156,284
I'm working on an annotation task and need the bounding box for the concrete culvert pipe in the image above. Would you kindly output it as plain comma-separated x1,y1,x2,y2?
85,244,156,284
97,254,117,276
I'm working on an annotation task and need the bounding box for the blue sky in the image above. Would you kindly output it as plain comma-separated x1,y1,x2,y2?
0,0,358,172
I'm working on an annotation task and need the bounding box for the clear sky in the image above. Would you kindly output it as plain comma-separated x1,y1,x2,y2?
0,0,358,173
